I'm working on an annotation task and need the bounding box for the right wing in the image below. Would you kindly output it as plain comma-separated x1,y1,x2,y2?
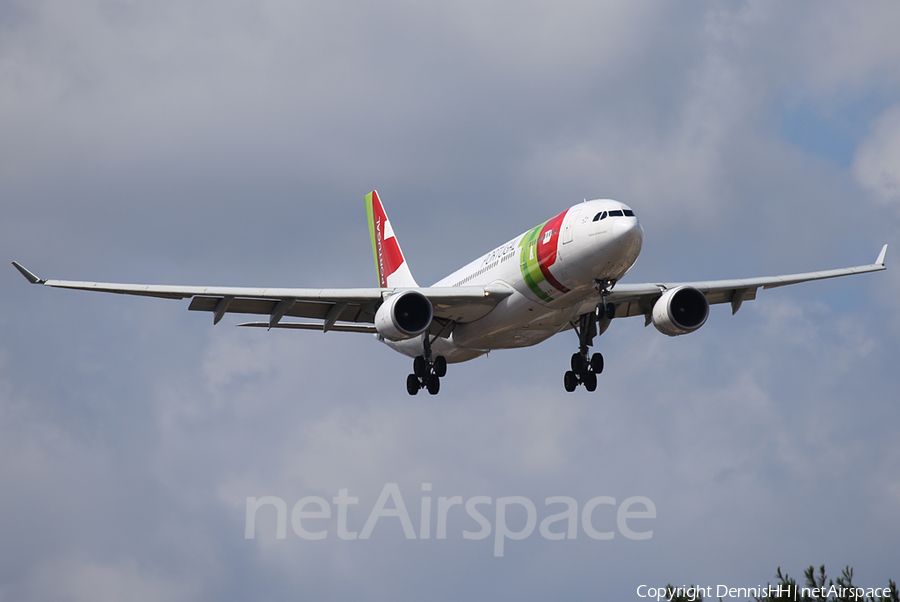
11,262,513,335
591,244,888,321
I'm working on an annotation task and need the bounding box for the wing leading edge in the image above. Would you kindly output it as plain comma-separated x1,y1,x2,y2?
590,244,888,321
12,244,886,333
10,262,512,334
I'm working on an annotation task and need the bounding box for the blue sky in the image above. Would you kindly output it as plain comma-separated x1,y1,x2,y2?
780,95,886,168
1,2,899,600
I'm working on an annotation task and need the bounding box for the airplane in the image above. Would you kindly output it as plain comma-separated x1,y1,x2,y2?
13,191,888,395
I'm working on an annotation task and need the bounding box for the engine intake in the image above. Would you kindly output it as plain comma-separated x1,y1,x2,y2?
651,285,709,336
374,290,433,341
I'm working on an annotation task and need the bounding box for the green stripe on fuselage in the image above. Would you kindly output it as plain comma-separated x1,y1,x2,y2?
518,222,555,302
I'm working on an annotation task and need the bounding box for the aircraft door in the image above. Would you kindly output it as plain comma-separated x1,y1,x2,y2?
561,207,582,244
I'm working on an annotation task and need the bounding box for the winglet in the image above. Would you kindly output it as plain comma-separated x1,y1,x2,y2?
876,244,888,267
11,262,45,284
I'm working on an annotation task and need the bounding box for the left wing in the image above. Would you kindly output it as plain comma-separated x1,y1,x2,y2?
578,244,888,320
11,262,512,334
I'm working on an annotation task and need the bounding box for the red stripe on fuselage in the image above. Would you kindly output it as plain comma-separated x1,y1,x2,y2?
536,209,570,294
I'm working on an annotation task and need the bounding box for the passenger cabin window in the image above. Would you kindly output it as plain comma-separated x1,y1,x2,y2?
593,211,607,221
609,209,624,217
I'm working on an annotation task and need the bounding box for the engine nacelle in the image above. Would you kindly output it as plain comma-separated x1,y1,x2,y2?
374,290,433,341
651,285,709,336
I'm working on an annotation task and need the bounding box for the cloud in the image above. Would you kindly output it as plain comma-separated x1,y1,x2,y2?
854,104,900,205
21,558,198,602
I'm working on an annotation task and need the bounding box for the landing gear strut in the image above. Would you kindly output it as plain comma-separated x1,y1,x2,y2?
565,280,615,393
407,336,446,396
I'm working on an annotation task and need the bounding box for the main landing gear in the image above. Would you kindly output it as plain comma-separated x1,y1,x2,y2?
565,280,615,393
407,337,446,396
565,349,604,392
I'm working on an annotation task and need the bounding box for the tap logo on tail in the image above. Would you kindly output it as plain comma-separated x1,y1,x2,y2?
365,191,418,288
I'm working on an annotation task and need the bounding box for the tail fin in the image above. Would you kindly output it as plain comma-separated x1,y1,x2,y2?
365,191,419,288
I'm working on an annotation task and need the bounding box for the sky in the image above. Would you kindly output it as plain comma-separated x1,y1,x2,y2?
2,1,900,600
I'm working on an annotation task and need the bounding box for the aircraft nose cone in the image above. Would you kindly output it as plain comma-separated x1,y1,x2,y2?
613,216,643,248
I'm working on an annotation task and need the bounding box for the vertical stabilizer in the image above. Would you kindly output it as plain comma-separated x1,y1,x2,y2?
365,191,419,288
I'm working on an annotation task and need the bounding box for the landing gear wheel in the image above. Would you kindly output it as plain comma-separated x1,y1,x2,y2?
606,303,616,320
413,356,429,378
411,347,447,395
407,374,420,396
433,356,447,378
583,371,597,392
590,353,604,374
570,353,586,375
564,371,578,392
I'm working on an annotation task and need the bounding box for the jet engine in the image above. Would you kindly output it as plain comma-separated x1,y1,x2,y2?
374,290,434,341
651,285,709,336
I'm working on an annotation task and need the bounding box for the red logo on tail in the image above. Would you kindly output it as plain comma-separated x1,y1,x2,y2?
371,192,405,288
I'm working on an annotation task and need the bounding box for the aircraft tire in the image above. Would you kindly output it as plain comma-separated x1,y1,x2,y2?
571,353,585,375
583,371,597,392
606,303,616,320
413,356,429,378
564,370,578,392
434,356,447,377
426,374,440,395
590,353,604,374
407,374,420,395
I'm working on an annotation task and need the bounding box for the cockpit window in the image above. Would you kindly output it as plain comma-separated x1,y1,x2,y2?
594,209,635,220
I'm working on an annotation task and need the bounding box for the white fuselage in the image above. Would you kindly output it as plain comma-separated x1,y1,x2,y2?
384,199,644,362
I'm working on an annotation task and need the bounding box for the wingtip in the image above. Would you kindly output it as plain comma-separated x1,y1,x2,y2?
876,244,888,267
11,261,45,284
